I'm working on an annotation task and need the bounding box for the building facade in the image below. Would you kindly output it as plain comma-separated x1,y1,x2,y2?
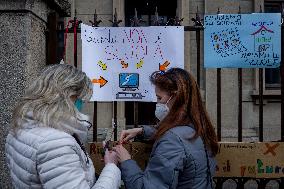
0,0,282,187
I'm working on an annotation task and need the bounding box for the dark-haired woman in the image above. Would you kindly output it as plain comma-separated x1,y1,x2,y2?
114,68,218,189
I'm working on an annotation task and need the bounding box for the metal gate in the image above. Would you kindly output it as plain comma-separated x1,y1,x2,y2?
62,6,284,189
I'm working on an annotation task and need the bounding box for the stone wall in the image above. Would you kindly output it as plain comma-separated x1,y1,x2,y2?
0,0,70,187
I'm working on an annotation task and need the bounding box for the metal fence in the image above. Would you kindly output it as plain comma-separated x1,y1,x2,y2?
63,6,284,189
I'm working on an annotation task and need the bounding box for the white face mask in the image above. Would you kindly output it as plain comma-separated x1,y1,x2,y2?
155,96,172,121
155,103,169,121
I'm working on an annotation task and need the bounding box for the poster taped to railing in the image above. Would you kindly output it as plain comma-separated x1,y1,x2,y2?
215,142,284,178
204,13,281,68
89,142,284,178
81,24,184,101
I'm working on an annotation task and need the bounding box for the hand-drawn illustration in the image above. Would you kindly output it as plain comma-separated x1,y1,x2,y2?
81,25,184,101
210,28,247,58
119,73,139,91
116,73,144,99
92,76,108,88
204,13,281,68
251,25,274,52
136,59,144,69
120,60,128,69
116,92,145,100
159,60,170,72
242,24,279,67
97,60,107,70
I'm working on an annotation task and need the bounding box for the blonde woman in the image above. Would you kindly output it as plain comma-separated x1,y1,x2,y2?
5,64,121,189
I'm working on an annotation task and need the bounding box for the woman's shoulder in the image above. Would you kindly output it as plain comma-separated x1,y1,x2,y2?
7,126,75,150
162,125,196,141
154,126,195,151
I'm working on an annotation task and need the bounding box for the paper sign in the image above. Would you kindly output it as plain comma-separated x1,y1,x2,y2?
88,142,284,178
255,142,284,178
215,142,284,178
204,13,281,68
81,24,184,101
215,142,256,177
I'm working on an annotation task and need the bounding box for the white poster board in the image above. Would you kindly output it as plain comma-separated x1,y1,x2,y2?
81,24,184,101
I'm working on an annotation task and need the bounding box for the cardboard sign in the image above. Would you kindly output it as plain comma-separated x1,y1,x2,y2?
215,142,256,177
88,141,284,178
215,142,284,178
88,142,152,174
255,142,284,178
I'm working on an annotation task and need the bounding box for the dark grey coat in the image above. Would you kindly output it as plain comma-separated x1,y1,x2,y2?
120,125,216,189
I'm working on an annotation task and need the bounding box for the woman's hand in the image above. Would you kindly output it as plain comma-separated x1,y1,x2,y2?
104,149,118,165
112,145,131,163
119,128,143,143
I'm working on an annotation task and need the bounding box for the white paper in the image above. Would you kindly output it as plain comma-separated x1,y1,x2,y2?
81,24,184,102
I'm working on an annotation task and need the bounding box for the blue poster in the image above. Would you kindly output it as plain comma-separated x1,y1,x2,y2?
204,13,281,68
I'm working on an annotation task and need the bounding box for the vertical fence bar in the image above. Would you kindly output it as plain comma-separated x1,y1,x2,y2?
113,102,118,140
74,18,78,68
257,6,265,189
132,8,140,128
217,68,222,141
258,6,264,142
280,178,284,189
93,102,97,141
110,8,122,141
281,15,284,142
73,13,80,68
238,7,243,142
194,7,202,86
134,102,139,128
216,8,221,141
89,11,101,142
238,68,243,142
259,69,264,142
196,28,201,86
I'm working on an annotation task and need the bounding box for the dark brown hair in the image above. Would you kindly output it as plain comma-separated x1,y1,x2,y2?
150,68,218,156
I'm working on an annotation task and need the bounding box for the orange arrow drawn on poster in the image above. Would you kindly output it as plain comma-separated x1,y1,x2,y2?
92,76,108,88
120,60,128,69
159,60,170,71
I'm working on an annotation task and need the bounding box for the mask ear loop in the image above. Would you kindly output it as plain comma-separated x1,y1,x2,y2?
165,95,173,105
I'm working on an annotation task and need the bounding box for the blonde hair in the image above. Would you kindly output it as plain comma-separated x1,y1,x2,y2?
12,64,93,132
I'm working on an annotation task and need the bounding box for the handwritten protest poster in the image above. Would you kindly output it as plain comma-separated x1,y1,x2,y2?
255,142,284,178
88,142,284,178
215,142,284,178
204,13,281,68
215,142,256,177
81,24,184,101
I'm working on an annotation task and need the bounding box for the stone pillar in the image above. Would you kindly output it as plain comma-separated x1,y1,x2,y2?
0,0,70,187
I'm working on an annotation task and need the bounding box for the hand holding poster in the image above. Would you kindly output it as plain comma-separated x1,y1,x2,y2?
204,13,281,68
81,24,184,101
